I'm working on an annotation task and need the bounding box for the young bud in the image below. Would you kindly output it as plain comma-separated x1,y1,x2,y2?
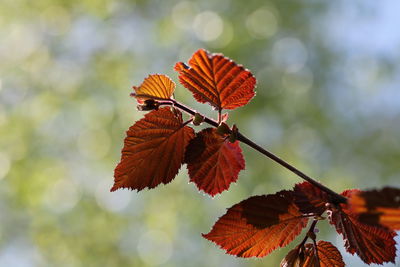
192,113,205,126
216,122,231,136
137,99,159,111
228,124,238,143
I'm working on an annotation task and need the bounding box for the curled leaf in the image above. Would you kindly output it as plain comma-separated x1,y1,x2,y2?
112,107,195,191
174,49,256,110
131,74,175,102
328,189,397,265
185,128,244,196
203,190,309,257
281,241,345,267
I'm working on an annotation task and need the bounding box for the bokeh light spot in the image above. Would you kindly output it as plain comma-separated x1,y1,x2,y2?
95,179,131,213
246,7,278,39
193,11,223,42
272,37,308,72
209,20,234,49
172,1,197,30
42,178,80,213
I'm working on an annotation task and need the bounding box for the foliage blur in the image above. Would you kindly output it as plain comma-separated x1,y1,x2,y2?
0,0,399,266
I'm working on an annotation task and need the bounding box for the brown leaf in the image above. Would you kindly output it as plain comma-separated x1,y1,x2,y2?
174,49,256,110
111,107,194,191
294,182,332,215
348,187,400,230
329,189,397,265
281,241,345,267
132,74,175,102
185,128,245,196
281,245,304,267
203,190,309,257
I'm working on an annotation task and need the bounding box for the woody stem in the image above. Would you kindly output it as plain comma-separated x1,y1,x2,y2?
164,99,347,204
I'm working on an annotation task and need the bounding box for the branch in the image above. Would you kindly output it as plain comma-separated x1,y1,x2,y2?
299,219,318,248
236,132,347,204
159,99,347,204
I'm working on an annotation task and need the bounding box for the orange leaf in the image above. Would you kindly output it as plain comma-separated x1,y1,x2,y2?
348,187,400,230
132,74,175,102
111,107,194,191
203,190,309,257
174,49,256,110
294,182,332,215
184,128,245,196
328,189,397,265
281,241,345,267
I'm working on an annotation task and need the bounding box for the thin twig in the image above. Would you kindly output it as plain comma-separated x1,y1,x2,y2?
161,99,347,204
299,220,318,248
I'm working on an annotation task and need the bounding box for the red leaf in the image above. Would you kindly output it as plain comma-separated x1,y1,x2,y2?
294,182,332,215
203,190,309,257
281,241,345,267
328,189,397,265
185,128,245,196
111,107,195,191
348,187,400,230
131,74,175,102
174,49,256,110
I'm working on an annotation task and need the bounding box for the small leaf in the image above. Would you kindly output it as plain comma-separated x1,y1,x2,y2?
112,107,195,191
349,187,400,230
308,241,345,267
328,189,397,265
281,241,345,267
185,128,244,196
281,245,304,267
132,74,175,102
174,49,256,110
203,190,309,257
294,182,332,215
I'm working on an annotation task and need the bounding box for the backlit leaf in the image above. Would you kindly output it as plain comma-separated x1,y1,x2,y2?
111,107,195,191
328,189,397,265
349,187,400,230
281,245,303,267
132,74,175,102
281,241,345,267
203,190,309,257
174,49,256,110
294,182,332,215
184,128,245,196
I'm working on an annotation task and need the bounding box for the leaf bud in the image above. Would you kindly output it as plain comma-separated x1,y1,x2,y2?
137,99,159,111
192,113,205,126
228,124,238,143
216,122,231,136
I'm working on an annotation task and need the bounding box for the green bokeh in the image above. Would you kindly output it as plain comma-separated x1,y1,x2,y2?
0,0,399,266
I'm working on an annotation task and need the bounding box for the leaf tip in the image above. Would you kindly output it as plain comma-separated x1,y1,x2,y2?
174,62,189,71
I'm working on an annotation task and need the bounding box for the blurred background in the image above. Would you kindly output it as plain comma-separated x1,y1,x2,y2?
0,0,399,266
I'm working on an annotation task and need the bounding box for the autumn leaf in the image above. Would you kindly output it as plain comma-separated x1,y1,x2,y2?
348,187,400,230
328,189,397,265
203,190,309,257
131,74,175,102
294,182,332,215
281,241,345,267
174,49,256,110
184,128,245,196
111,107,194,191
